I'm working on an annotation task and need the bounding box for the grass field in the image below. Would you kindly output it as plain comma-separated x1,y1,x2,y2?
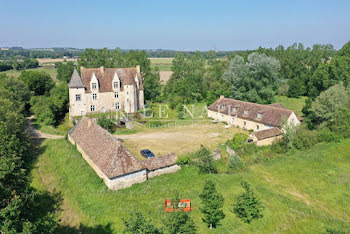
0,64,58,80
31,134,350,233
275,95,307,116
150,58,173,71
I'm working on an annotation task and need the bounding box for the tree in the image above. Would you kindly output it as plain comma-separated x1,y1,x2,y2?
97,115,115,133
195,145,217,174
19,70,54,96
143,67,161,102
199,180,225,229
223,53,280,104
123,212,162,234
56,61,74,82
232,181,264,223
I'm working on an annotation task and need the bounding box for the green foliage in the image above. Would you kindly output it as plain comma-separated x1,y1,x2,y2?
199,180,225,229
317,128,342,143
177,156,191,166
291,128,318,150
226,133,248,150
164,211,196,234
227,154,244,172
55,61,74,82
123,212,162,234
97,115,115,133
195,145,217,174
19,70,54,96
223,52,280,104
233,181,264,223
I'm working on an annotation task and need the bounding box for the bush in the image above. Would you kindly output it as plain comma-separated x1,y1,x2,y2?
177,156,191,166
226,133,248,151
227,155,244,173
195,145,217,174
317,128,342,143
97,115,115,133
291,128,318,150
123,212,162,234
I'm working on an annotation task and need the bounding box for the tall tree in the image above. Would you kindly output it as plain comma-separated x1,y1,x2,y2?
223,52,280,104
199,180,225,229
19,70,54,96
55,61,74,82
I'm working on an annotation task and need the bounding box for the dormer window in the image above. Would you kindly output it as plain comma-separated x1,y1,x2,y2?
92,83,97,90
257,113,262,119
233,107,237,113
113,81,119,89
244,110,248,115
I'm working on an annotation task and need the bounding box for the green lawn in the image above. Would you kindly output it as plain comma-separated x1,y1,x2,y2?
0,64,57,80
31,137,350,233
274,95,307,116
150,58,173,71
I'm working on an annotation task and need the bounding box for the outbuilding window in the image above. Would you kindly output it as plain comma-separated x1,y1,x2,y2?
257,113,262,118
244,110,248,115
243,121,247,129
256,125,259,131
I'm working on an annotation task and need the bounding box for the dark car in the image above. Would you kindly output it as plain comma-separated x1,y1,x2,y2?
140,149,155,158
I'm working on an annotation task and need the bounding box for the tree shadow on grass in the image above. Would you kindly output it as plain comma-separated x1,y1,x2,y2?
57,223,113,234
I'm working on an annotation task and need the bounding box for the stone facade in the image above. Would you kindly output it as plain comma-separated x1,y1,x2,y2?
69,66,144,116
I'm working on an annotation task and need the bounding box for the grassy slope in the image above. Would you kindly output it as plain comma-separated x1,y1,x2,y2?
32,138,350,233
275,95,307,116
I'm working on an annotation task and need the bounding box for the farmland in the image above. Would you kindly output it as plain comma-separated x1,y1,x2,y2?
0,64,58,80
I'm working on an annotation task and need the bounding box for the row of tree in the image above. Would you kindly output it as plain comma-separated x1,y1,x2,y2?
0,74,59,232
0,58,38,72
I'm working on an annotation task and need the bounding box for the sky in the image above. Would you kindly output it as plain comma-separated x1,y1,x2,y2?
1,0,350,51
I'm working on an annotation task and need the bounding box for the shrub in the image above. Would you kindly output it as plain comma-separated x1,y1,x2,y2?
226,133,249,150
292,128,318,150
177,156,191,166
195,145,217,174
317,128,342,143
232,181,264,224
123,212,162,234
227,155,244,173
97,115,115,133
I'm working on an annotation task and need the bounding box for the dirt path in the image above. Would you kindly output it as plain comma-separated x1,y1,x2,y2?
26,115,64,139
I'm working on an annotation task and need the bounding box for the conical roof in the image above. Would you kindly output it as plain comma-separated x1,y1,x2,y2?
69,68,84,88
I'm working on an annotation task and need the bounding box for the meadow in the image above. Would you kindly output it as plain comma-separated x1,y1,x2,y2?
150,58,173,71
31,137,350,233
0,64,58,80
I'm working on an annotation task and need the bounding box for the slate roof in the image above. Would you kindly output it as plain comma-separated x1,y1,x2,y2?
208,97,294,127
141,153,177,171
69,117,177,179
80,67,143,93
252,127,283,140
68,68,84,88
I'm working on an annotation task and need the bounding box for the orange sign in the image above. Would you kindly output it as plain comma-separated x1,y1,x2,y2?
164,199,191,212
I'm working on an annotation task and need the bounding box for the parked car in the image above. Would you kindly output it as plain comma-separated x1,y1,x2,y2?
140,149,155,158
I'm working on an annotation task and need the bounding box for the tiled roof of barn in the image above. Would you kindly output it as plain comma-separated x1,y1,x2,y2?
68,68,84,88
208,97,294,127
68,117,143,179
141,153,178,171
80,67,143,93
252,127,283,140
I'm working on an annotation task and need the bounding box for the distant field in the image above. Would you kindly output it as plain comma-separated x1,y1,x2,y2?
150,57,173,71
37,58,77,64
0,64,57,80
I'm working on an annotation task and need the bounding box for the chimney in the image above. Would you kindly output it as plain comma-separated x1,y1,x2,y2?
136,65,140,74
220,95,225,100
100,66,104,73
87,118,92,128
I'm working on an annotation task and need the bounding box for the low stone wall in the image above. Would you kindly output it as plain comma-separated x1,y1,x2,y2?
107,169,147,190
147,165,181,178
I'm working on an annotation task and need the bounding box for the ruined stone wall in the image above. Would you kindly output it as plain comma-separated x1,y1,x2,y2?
147,165,181,178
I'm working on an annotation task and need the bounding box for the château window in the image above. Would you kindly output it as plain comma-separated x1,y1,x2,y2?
113,82,119,89
256,125,259,131
244,110,248,115
90,105,95,112
115,103,120,110
114,92,119,98
92,83,97,90
243,121,247,128
257,113,262,119
75,94,81,101
92,93,97,100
